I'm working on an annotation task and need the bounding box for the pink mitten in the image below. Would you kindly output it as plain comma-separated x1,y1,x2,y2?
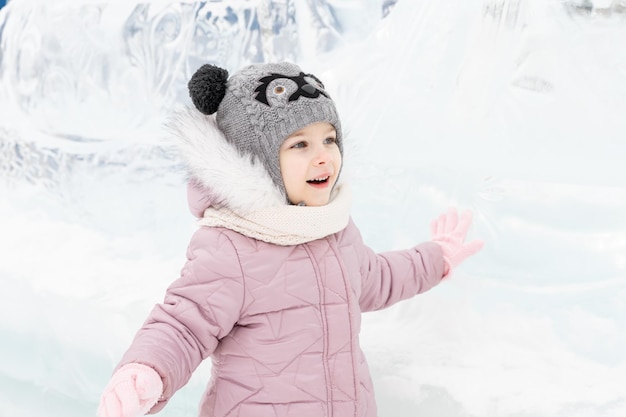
97,363,163,417
430,208,484,278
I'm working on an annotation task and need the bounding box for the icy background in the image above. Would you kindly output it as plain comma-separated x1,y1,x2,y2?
1,0,626,416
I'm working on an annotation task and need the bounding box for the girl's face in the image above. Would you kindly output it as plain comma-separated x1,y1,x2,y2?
279,122,342,207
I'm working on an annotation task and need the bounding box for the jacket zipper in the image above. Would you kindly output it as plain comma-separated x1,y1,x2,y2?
327,237,359,417
303,242,333,417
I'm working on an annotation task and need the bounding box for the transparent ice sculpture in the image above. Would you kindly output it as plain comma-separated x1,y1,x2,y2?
0,0,389,188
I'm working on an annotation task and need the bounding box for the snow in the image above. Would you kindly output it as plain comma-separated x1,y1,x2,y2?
1,0,626,416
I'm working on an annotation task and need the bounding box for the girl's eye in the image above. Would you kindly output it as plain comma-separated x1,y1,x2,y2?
291,141,307,149
274,85,286,94
324,137,337,145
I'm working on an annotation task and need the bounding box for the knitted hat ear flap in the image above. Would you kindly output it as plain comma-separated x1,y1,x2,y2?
188,64,229,115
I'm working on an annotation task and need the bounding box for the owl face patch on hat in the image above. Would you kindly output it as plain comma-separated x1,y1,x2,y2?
187,62,343,199
253,72,329,105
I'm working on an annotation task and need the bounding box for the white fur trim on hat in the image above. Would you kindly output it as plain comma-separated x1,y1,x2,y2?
167,107,285,212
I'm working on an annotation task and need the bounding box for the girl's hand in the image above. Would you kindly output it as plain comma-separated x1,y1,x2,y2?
430,208,484,278
97,363,163,417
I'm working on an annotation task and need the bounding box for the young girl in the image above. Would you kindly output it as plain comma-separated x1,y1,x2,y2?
97,62,483,417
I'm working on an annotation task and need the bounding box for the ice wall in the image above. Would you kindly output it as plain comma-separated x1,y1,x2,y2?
334,1,626,415
0,0,388,189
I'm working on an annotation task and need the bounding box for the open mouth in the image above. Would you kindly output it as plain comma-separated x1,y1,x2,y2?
307,176,329,184
306,175,330,187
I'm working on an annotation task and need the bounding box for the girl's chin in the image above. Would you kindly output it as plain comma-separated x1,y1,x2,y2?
290,193,331,207
305,200,329,207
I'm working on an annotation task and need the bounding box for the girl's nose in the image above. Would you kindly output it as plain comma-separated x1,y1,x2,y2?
313,146,331,166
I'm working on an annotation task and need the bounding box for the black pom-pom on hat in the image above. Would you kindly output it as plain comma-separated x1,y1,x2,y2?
188,64,229,115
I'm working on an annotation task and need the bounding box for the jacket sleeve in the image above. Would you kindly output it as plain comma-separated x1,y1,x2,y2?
354,222,446,312
116,227,245,413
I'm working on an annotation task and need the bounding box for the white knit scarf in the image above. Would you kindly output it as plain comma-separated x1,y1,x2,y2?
198,184,352,246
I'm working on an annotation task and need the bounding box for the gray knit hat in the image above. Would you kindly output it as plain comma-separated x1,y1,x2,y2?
187,62,343,197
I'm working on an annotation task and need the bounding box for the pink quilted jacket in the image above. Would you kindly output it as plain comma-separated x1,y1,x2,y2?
115,110,445,417
118,217,444,417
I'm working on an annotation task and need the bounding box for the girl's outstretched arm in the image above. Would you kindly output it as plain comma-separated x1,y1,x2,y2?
358,237,445,312
103,228,245,414
356,208,482,312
